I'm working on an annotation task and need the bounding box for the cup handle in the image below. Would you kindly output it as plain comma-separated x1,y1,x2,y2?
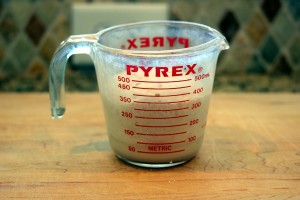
49,34,98,119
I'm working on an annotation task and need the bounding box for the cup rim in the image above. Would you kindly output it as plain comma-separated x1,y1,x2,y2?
96,20,228,57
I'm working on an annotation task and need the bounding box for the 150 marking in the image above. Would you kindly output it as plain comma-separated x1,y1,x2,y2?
125,129,134,135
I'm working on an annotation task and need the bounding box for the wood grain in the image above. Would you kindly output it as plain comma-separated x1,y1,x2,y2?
0,93,299,199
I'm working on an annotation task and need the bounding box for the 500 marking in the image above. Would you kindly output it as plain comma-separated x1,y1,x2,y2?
195,73,210,81
118,76,130,83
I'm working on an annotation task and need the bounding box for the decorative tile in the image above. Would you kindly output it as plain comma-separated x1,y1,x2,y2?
0,1,3,16
272,56,292,75
246,54,266,74
288,35,300,67
261,35,279,64
0,56,19,74
28,57,47,81
261,0,282,22
229,0,257,24
36,1,60,25
0,37,4,63
200,1,225,28
244,9,268,47
271,9,295,46
170,0,199,21
53,14,70,42
285,0,300,21
12,34,35,69
228,30,254,70
219,11,240,43
8,1,32,29
0,10,19,44
217,52,242,74
25,14,46,45
0,0,299,92
39,34,58,64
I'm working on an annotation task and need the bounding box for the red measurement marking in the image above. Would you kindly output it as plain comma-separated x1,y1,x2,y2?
137,150,185,154
133,93,190,97
135,115,188,119
133,100,189,104
132,79,192,83
136,131,187,136
134,107,189,112
136,123,188,128
137,140,185,145
132,86,191,90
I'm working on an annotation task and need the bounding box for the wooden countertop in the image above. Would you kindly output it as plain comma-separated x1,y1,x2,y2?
0,93,299,199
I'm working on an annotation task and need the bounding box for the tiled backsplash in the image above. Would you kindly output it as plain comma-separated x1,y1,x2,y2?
0,0,299,92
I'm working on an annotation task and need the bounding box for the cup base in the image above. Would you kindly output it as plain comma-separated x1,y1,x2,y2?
116,154,194,168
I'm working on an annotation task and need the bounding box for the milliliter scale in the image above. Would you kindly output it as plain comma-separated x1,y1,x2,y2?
49,21,229,168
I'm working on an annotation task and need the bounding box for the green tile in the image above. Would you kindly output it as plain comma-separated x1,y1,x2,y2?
0,10,19,44
286,0,300,21
0,56,19,73
246,54,266,74
229,0,257,24
289,35,300,67
261,35,279,64
0,36,4,63
8,1,32,29
271,9,295,47
36,1,60,25
12,34,35,69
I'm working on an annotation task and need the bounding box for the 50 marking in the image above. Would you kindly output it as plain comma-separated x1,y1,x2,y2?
188,136,196,142
128,146,136,152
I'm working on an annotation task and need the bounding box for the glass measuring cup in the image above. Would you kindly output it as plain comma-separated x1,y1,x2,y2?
49,21,229,168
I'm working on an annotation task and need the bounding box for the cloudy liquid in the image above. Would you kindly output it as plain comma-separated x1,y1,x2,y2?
101,73,211,164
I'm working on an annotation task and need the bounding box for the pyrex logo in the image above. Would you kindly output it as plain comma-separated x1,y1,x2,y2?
121,37,189,49
126,64,197,77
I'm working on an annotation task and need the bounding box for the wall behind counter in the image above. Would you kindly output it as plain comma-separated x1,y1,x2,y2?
0,0,299,92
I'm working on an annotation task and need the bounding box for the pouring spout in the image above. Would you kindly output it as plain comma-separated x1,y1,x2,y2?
220,37,230,50
210,26,230,51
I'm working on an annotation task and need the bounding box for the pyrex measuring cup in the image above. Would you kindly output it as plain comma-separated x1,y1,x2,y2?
49,21,229,168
